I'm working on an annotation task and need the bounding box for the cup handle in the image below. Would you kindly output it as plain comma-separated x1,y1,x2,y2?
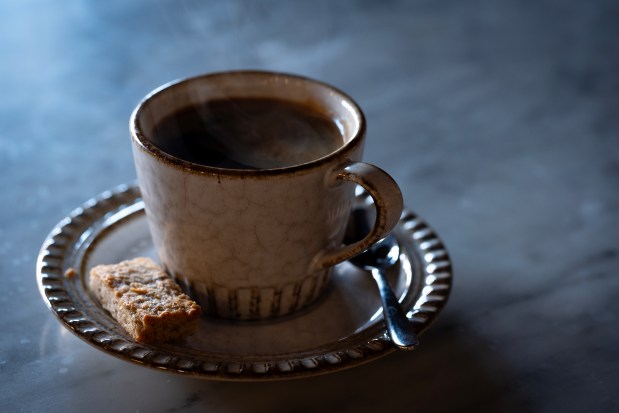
313,161,404,271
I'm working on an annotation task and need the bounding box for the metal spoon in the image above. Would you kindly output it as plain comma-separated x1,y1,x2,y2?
348,209,419,350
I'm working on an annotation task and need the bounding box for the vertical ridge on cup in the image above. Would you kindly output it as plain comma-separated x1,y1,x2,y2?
172,271,332,320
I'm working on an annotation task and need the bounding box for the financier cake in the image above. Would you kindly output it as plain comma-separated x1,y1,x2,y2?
89,257,202,344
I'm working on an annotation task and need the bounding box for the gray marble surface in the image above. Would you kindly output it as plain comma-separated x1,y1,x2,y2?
1,0,618,412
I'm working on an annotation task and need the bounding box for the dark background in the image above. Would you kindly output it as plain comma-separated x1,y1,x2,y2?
1,0,618,411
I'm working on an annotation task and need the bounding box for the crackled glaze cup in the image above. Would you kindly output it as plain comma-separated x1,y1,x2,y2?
130,71,403,320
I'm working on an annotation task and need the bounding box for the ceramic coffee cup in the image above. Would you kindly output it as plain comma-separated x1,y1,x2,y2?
130,71,403,320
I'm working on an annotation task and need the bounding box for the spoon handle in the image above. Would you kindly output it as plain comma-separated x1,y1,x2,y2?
371,268,419,350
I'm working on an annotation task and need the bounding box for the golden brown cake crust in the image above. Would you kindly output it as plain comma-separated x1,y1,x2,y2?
89,257,202,343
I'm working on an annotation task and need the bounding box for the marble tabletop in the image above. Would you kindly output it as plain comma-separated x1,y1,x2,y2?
2,0,618,412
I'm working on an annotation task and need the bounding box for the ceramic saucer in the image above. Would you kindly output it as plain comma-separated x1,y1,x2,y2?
37,183,452,381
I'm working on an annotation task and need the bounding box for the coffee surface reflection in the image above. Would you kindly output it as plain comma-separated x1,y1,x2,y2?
151,97,344,169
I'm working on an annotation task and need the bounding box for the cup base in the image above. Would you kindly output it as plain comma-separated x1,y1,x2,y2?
172,270,333,320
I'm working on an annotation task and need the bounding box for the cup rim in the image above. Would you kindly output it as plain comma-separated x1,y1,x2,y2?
129,70,366,177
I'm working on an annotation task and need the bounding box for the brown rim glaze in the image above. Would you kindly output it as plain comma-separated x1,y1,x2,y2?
129,70,367,177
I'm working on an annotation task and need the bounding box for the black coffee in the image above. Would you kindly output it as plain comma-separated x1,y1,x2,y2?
150,97,344,169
